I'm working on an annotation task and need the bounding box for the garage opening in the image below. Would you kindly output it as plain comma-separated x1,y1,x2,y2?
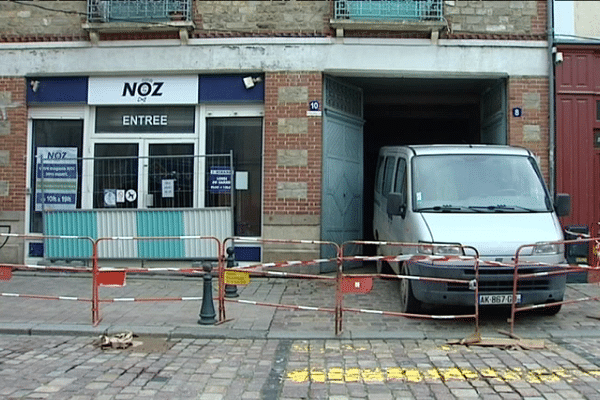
321,76,507,250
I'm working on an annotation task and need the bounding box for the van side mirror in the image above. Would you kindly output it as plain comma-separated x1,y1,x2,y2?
387,192,406,218
554,193,571,217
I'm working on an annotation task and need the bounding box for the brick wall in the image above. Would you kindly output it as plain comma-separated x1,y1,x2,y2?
508,77,550,183
262,71,323,262
0,78,27,212
264,72,323,217
0,77,27,263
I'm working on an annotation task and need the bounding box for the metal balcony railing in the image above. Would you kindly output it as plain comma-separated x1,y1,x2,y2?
87,0,192,23
334,0,443,22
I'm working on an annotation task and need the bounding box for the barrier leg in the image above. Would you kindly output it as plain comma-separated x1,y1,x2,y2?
92,241,100,326
198,263,217,325
335,255,343,336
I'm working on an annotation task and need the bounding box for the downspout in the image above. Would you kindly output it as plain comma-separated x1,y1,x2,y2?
548,0,556,195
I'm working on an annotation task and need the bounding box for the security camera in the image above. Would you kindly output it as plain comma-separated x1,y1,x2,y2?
242,76,262,90
554,52,564,65
30,80,40,93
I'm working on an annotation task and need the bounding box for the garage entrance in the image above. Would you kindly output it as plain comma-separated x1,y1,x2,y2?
322,75,508,249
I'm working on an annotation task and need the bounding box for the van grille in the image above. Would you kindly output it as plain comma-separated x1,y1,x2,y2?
448,279,551,292
447,266,551,292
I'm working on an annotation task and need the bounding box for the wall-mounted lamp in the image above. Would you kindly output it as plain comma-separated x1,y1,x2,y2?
243,76,262,90
30,80,40,93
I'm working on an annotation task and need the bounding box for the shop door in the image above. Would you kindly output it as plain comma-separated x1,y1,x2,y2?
93,141,194,209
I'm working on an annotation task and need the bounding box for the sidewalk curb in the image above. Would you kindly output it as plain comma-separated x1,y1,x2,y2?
6,323,600,340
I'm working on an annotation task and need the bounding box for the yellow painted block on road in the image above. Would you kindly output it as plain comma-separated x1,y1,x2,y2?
224,270,250,285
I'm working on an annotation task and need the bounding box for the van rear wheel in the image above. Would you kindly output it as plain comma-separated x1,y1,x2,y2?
399,263,421,314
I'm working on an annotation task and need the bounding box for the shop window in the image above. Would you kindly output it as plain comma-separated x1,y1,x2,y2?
206,118,263,237
30,120,84,233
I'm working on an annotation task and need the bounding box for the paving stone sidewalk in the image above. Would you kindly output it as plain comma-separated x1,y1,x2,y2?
1,272,600,340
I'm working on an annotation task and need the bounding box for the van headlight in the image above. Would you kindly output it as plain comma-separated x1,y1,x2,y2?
533,242,561,255
418,242,464,256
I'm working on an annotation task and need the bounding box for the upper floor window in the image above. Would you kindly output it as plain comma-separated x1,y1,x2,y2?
87,0,192,23
333,0,443,22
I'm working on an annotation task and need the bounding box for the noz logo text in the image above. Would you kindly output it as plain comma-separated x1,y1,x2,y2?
122,81,164,100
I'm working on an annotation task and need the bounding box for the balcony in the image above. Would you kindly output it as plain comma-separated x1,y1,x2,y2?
84,0,194,36
331,0,446,34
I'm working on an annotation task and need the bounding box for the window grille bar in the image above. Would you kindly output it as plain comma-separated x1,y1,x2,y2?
88,0,192,23
334,0,443,22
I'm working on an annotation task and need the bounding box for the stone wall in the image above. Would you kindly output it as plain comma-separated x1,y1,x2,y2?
0,1,86,37
445,0,545,36
197,1,330,33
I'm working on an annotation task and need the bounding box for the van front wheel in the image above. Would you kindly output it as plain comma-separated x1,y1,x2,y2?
399,263,421,314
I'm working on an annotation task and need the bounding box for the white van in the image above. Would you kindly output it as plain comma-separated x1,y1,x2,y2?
373,145,571,314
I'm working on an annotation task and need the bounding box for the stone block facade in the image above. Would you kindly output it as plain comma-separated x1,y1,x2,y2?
0,1,552,266
445,0,545,36
0,1,547,40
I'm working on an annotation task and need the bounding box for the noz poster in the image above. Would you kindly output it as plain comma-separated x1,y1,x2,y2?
35,147,78,211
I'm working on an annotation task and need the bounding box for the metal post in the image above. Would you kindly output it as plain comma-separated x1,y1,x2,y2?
92,239,100,326
198,262,216,325
224,246,239,298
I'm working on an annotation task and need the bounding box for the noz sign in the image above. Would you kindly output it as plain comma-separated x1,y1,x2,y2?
89,76,198,105
122,81,164,99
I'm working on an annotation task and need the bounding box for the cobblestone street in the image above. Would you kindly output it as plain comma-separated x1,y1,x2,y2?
2,274,600,398
2,335,600,399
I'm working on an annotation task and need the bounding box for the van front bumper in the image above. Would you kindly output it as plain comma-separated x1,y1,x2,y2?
406,259,567,307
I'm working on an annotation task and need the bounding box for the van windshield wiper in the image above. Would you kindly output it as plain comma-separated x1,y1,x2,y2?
468,205,538,212
415,205,467,212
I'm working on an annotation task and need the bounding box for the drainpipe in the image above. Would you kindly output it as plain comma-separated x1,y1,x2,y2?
548,0,556,195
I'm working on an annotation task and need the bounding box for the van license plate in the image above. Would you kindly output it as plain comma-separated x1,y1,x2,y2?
479,294,521,305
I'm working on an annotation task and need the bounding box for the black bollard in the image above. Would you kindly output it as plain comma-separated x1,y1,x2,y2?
224,246,239,298
198,262,216,325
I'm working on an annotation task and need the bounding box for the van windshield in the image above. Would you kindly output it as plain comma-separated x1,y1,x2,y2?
412,154,552,212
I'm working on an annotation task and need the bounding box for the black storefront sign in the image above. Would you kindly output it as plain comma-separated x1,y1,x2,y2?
95,106,195,134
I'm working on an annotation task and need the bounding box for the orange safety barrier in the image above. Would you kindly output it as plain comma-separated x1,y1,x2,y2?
220,237,342,331
0,233,223,326
509,234,600,335
341,240,482,337
0,232,96,314
219,237,482,336
92,235,222,325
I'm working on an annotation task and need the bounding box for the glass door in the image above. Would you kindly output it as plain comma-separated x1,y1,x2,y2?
93,141,195,209
147,143,194,208
93,143,139,208
206,117,262,236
